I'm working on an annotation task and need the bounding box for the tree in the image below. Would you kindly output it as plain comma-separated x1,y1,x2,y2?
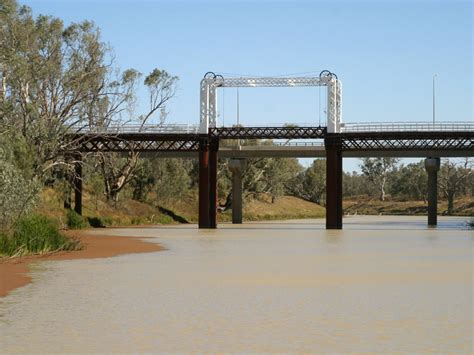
289,159,326,205
97,69,178,202
439,158,473,214
0,137,40,231
0,2,110,179
389,161,427,201
360,157,399,201
0,1,178,203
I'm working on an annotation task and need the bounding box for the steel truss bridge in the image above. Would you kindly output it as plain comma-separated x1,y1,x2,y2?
72,123,473,156
67,72,474,230
70,122,473,230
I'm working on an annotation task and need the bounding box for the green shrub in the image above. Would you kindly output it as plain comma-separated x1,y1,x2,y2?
66,209,88,229
0,214,79,257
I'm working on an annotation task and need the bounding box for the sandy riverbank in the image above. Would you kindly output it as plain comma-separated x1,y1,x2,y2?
0,230,164,298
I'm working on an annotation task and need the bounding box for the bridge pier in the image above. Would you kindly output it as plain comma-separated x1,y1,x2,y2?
209,139,219,228
198,138,210,228
229,159,246,224
73,153,83,216
425,157,440,226
325,138,343,229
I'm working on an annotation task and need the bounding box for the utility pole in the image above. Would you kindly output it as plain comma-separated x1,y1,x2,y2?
432,74,437,125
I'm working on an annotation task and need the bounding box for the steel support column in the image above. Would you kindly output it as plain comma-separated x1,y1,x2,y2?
198,138,210,228
425,157,440,226
325,137,343,229
209,139,219,228
73,154,83,216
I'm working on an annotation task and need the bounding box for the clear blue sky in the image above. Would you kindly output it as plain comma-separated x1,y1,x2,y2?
25,0,473,171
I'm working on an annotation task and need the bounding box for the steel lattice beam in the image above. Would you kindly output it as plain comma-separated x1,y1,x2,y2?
337,132,474,152
71,133,202,153
210,126,327,139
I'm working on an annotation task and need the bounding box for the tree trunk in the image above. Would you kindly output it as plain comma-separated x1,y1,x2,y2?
379,178,386,201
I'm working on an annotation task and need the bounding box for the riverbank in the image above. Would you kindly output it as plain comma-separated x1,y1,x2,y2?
0,230,164,298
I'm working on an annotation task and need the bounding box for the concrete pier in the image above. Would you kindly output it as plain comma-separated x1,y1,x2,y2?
209,139,219,228
425,157,440,226
228,159,246,224
73,154,82,216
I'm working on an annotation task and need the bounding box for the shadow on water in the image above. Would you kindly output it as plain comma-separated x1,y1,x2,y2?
116,216,472,232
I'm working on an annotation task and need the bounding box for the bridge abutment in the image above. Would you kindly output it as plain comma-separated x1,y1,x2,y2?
229,158,246,224
325,137,343,229
425,157,440,226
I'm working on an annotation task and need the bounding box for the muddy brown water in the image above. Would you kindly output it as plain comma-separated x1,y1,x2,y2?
0,216,472,353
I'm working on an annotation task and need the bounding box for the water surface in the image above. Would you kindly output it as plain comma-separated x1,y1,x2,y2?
0,216,472,352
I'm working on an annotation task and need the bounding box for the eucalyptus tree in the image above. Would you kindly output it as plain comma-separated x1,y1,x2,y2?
0,1,110,177
97,69,178,202
0,0,178,203
439,158,473,214
360,157,399,201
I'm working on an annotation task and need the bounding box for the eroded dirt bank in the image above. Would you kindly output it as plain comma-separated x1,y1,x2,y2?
0,230,164,298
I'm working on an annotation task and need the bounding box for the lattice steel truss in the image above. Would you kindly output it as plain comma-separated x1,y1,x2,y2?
210,126,327,139
333,132,474,152
70,130,473,155
73,134,201,152
200,71,342,134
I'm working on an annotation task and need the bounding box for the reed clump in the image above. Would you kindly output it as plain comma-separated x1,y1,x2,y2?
0,214,80,257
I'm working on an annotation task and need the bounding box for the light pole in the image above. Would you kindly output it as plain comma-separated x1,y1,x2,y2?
432,74,437,125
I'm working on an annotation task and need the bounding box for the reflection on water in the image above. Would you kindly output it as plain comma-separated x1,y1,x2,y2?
0,216,472,353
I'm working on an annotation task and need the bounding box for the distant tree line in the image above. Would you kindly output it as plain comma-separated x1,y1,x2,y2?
105,140,473,216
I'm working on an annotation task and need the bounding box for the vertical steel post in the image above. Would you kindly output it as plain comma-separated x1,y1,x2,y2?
209,138,219,229
425,157,440,226
325,136,343,229
198,138,210,228
73,153,83,216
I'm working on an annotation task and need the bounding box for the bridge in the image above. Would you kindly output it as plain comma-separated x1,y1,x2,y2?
68,71,474,230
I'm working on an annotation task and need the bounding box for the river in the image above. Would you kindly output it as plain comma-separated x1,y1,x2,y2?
0,216,472,353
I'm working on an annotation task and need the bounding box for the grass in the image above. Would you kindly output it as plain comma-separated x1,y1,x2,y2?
0,214,80,258
36,187,473,228
219,194,326,222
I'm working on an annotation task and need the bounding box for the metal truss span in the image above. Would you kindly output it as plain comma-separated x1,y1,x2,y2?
209,126,327,139
332,132,474,153
73,133,202,152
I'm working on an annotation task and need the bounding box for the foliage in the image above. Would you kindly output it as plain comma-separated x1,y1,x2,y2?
389,162,427,201
289,159,326,204
360,158,400,201
0,214,79,257
154,158,192,201
0,1,109,180
66,209,88,229
439,158,473,214
0,139,40,232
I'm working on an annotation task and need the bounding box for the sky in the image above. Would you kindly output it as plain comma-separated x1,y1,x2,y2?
25,0,473,171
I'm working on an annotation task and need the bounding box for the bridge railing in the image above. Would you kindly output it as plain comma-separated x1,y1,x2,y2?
341,122,474,132
72,124,200,134
71,121,473,135
272,141,324,147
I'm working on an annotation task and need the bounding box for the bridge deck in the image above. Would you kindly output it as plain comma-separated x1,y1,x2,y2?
71,126,474,157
